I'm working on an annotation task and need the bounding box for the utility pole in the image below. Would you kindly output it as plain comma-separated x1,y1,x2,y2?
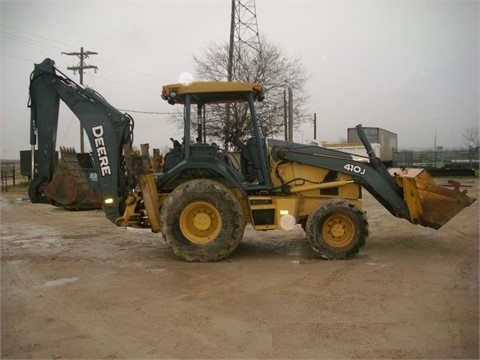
283,89,287,141
288,87,293,142
62,47,98,153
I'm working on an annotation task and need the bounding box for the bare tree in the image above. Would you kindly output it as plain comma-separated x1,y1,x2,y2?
463,125,479,148
192,38,310,146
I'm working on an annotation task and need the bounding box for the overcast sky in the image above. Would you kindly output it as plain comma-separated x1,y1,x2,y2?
1,0,478,159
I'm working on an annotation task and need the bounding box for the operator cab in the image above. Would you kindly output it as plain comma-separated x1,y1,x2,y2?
161,81,270,191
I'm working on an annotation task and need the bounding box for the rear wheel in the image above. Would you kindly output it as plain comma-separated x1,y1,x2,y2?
306,199,368,259
161,179,245,262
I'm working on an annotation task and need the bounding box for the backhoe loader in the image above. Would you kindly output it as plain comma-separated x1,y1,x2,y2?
28,58,475,261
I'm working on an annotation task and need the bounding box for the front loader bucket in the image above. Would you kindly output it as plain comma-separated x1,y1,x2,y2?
390,168,475,229
43,147,103,209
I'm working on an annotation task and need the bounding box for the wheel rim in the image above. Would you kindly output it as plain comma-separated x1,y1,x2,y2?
322,214,355,248
179,202,222,244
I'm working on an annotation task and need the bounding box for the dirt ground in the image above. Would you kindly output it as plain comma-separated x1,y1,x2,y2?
1,179,479,359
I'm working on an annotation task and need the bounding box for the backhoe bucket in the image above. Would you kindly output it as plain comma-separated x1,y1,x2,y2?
389,168,475,229
43,147,103,209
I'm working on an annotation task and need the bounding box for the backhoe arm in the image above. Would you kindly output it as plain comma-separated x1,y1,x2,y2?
29,58,134,222
28,59,60,203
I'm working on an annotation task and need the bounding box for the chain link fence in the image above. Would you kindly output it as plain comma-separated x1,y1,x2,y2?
393,147,479,171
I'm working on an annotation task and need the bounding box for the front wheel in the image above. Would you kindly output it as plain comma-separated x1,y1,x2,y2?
306,199,368,260
160,179,245,262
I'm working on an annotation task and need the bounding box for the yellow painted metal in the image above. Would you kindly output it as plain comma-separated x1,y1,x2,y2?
163,82,261,95
273,197,298,230
248,196,299,230
136,172,162,233
136,144,162,233
248,196,277,230
179,201,222,244
121,144,163,232
268,156,362,220
322,214,355,248
288,179,354,194
116,191,167,229
389,168,476,229
115,192,141,227
162,82,263,104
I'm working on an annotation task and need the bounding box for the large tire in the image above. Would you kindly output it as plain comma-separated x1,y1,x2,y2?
306,199,368,260
160,179,245,262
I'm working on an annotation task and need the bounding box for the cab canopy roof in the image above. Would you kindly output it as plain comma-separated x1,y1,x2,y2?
161,81,264,105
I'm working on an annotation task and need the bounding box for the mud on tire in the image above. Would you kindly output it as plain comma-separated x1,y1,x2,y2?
160,179,245,262
306,199,369,260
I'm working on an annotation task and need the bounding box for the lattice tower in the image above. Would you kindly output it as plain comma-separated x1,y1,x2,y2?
228,0,264,82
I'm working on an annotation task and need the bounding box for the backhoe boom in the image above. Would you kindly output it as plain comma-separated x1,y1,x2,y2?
29,58,134,222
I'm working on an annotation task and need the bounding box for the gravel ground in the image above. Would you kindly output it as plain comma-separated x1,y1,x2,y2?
1,179,478,359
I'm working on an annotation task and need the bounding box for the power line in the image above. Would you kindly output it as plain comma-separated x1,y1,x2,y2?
0,30,62,52
2,26,173,119
1,24,76,49
95,57,164,81
118,109,176,115
94,75,159,95
0,52,34,63
1,25,162,95
118,109,175,115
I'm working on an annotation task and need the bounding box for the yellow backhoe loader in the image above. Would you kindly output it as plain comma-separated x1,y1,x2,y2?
28,58,475,261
